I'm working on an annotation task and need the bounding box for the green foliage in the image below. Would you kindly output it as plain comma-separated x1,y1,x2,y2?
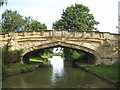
63,48,85,62
0,0,7,7
0,22,3,33
53,51,64,57
41,53,53,58
2,10,25,32
1,10,47,33
4,50,11,63
2,48,10,63
2,49,23,64
22,16,34,30
38,48,53,58
71,50,81,59
63,48,72,62
13,49,23,62
53,4,99,30
23,16,47,30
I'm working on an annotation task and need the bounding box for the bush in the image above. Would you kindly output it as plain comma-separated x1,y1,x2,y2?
64,48,85,62
2,48,23,64
14,49,23,62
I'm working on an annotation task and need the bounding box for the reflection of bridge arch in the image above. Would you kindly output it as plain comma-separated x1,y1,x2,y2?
0,30,119,65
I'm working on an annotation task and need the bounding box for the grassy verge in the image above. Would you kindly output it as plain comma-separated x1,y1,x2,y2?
2,63,38,79
83,64,119,80
8,63,37,69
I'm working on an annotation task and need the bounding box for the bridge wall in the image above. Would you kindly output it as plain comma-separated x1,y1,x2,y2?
0,30,119,65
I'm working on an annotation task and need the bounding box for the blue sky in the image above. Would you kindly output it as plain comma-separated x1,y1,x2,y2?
0,0,119,33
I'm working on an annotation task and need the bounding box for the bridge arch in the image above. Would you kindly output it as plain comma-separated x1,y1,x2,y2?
22,41,101,64
0,30,118,65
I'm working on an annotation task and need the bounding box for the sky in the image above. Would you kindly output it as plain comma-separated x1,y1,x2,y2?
0,0,119,33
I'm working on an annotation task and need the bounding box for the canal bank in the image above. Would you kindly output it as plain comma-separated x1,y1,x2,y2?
3,58,50,77
6,63,40,76
75,62,118,86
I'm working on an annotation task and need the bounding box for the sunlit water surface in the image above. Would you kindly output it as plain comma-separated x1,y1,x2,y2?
49,56,64,85
2,56,115,88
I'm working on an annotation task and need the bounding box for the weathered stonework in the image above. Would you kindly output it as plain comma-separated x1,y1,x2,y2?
0,30,119,65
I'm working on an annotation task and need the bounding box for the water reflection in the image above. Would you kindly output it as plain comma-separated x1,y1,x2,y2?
49,56,64,85
2,56,115,88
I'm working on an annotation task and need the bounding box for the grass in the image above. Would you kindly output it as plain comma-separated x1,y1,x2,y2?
84,64,119,80
9,63,37,69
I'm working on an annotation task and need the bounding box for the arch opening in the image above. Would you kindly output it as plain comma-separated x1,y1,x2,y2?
22,42,99,65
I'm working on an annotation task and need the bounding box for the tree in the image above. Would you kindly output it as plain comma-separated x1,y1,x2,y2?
1,10,25,32
1,10,47,33
23,16,34,31
53,4,99,30
52,4,99,62
0,0,7,7
0,22,3,33
30,21,47,30
23,16,47,30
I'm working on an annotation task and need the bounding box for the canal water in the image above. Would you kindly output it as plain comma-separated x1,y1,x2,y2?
2,56,115,88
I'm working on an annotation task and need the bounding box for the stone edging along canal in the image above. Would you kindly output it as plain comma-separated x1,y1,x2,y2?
75,63,117,86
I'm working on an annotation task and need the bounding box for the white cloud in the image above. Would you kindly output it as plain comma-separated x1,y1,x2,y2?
6,6,63,29
67,0,118,33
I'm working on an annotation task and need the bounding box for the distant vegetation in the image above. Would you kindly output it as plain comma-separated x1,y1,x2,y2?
63,48,87,63
53,51,64,57
29,48,53,63
30,48,53,58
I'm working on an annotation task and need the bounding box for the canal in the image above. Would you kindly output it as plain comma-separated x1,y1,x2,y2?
2,56,115,88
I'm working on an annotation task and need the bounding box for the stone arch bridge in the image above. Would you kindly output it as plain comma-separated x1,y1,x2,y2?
0,30,119,65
